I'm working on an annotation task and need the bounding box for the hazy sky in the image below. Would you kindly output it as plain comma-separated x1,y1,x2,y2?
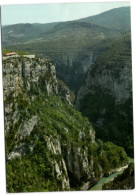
1,1,130,25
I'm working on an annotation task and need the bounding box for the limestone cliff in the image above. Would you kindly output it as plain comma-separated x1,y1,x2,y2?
76,32,133,156
3,56,98,191
3,57,57,133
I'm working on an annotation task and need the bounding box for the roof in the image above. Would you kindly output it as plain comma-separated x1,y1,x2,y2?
6,52,16,56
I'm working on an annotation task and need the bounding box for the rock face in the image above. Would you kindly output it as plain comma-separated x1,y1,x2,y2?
77,60,132,108
3,56,98,191
3,57,68,190
57,79,75,105
3,57,57,134
76,32,133,156
51,52,99,92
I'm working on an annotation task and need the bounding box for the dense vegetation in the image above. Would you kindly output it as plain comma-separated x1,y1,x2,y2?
79,7,130,31
88,140,128,178
80,91,133,156
2,22,58,47
5,91,128,192
5,92,92,192
78,32,133,156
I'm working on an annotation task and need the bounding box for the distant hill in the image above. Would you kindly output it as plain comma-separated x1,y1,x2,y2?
2,22,58,46
2,7,130,47
38,21,119,42
78,7,131,31
2,6,131,91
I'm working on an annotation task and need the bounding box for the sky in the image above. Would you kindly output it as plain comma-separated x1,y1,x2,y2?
1,1,130,25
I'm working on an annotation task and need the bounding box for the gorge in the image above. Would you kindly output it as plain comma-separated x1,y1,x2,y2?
2,6,134,192
3,56,130,192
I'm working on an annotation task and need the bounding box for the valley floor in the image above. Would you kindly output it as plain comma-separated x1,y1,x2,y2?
90,158,134,191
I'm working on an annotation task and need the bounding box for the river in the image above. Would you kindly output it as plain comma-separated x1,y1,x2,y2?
90,158,134,191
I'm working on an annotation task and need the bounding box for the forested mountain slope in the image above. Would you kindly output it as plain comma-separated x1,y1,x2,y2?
76,31,133,156
79,7,130,31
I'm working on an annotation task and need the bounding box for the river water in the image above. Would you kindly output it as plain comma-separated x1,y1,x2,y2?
90,158,134,191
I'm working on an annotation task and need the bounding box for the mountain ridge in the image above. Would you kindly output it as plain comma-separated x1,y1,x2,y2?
2,6,130,47
78,6,130,31
2,7,131,92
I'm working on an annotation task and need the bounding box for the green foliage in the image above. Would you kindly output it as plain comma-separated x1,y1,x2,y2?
79,7,130,32
30,94,93,144
92,140,129,176
79,32,133,156
6,156,59,192
79,87,133,156
5,78,130,192
5,88,129,192
5,93,95,192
